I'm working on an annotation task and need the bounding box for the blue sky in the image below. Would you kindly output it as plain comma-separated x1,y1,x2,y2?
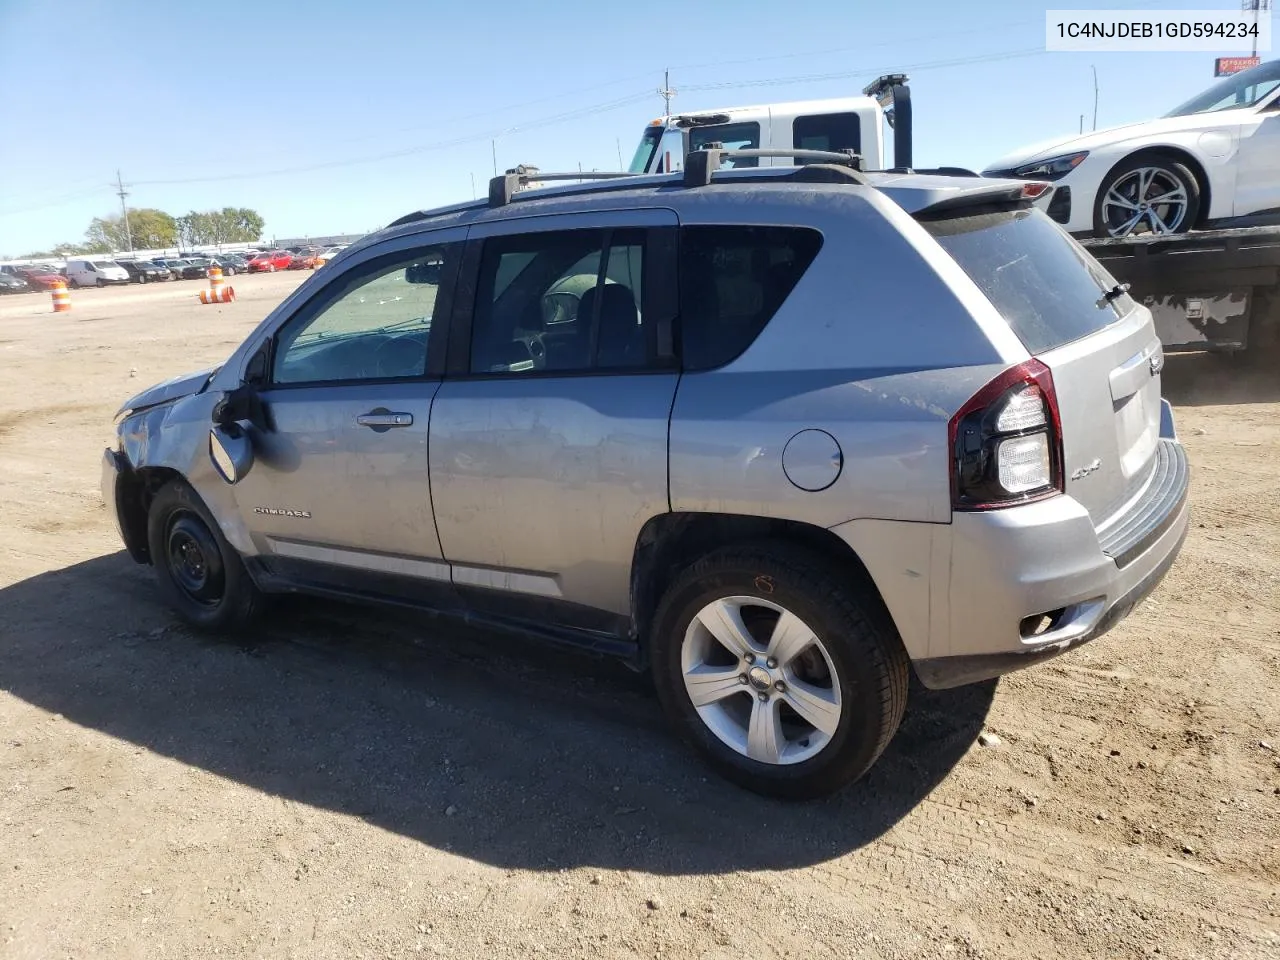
1,0,1274,254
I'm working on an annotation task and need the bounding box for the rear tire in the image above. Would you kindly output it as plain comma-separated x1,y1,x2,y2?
650,544,909,800
146,479,262,633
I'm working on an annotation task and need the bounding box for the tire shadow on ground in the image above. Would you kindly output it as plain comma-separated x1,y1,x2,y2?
0,552,995,875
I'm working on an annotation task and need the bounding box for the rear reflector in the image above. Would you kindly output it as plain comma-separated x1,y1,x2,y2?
1021,182,1052,199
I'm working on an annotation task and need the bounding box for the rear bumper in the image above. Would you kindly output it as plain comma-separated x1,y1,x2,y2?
912,408,1189,689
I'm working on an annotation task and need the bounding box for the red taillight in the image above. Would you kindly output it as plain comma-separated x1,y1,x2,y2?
948,359,1064,511
1021,181,1052,199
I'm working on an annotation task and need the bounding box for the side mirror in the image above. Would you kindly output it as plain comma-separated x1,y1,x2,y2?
209,421,254,484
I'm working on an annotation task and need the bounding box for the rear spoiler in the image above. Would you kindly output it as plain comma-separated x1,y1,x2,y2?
910,181,1053,220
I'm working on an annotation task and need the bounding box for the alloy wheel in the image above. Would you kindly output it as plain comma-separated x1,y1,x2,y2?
681,596,842,765
1101,166,1190,237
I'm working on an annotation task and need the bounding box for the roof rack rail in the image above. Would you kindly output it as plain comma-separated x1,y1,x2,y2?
683,146,867,187
488,164,641,207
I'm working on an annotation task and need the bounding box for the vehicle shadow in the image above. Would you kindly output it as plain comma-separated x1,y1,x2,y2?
0,552,995,875
1162,350,1280,407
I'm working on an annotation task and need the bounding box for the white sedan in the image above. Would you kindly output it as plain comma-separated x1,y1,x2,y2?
983,59,1280,238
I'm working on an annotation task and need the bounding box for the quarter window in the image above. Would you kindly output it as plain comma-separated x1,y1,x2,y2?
679,226,823,371
272,245,455,384
470,229,650,375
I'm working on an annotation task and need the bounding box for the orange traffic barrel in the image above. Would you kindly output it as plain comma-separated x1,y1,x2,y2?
51,279,71,313
198,286,235,304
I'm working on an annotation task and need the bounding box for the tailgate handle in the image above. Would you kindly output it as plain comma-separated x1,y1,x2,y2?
1109,343,1162,402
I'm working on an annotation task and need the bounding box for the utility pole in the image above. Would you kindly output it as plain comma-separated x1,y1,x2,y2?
1091,65,1099,131
1243,0,1271,58
657,68,676,115
491,140,498,177
1079,114,1084,134
115,169,133,254
616,137,624,169
470,172,476,200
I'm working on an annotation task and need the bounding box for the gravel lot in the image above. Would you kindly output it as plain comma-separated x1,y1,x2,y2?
1,274,1277,959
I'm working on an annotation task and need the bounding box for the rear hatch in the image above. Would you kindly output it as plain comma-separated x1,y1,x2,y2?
922,205,1162,526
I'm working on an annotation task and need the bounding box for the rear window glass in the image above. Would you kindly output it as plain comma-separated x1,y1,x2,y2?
924,207,1130,354
679,225,823,371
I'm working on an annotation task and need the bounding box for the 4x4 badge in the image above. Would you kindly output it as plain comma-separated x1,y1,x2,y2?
1070,458,1102,481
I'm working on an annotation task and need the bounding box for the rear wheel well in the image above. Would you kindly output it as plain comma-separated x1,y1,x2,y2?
116,464,185,564
1108,147,1212,226
630,512,888,648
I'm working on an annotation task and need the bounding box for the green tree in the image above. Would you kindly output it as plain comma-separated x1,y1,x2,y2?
85,207,177,251
175,207,264,246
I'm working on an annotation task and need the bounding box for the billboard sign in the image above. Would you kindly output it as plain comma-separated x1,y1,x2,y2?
1215,56,1261,76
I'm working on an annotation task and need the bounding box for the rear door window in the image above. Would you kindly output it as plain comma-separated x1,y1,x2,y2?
923,207,1131,354
679,225,823,370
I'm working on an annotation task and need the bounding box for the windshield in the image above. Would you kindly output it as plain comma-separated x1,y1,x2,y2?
628,126,663,173
1164,59,1280,116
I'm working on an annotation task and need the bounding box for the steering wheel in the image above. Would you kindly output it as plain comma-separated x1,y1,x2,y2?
369,334,426,378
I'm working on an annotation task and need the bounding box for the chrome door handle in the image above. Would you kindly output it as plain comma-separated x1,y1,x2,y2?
356,410,413,428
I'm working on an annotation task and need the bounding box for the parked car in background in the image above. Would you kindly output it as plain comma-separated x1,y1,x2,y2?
247,250,293,272
289,252,321,270
314,244,349,268
2,264,64,290
984,57,1280,238
115,259,172,283
65,258,131,287
211,254,248,275
153,259,187,280
0,272,30,294
177,257,218,280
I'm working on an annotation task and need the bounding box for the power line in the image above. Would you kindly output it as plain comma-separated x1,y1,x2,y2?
130,90,655,187
679,48,1046,94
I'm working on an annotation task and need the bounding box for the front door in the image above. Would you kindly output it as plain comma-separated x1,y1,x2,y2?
1234,101,1280,217
429,211,679,631
230,234,463,599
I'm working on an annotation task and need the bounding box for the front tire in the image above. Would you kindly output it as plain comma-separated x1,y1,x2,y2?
1093,154,1201,238
650,545,909,800
146,479,262,632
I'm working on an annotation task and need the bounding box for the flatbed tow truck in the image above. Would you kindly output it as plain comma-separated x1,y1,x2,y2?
624,75,1280,358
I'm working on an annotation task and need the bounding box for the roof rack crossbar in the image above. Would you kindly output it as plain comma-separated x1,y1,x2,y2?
683,146,867,187
488,164,641,207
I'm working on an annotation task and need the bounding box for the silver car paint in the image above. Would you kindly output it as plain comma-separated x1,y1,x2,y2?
107,170,1188,680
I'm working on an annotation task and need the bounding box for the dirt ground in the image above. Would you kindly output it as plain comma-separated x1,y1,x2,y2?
0,274,1277,960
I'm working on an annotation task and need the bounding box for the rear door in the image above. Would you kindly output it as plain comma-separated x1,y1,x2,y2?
924,207,1162,525
429,209,679,630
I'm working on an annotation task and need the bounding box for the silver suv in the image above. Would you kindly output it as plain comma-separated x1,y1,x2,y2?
102,153,1190,799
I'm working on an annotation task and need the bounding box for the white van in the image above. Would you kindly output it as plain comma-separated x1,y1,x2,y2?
66,258,131,288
